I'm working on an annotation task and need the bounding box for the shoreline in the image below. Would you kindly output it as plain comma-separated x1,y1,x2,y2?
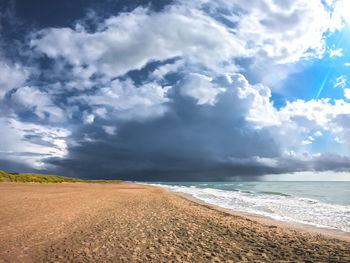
170,190,350,243
1,182,349,262
142,182,350,242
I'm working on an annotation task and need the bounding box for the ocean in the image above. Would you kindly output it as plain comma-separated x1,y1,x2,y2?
146,181,350,233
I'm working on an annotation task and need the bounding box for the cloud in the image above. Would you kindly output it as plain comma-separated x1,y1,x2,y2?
302,140,312,145
41,73,350,180
275,98,350,151
195,0,332,63
71,78,171,120
275,152,350,173
330,0,350,29
151,59,185,80
0,61,28,99
227,74,280,128
171,0,340,91
278,98,350,128
43,73,282,179
0,117,70,168
344,89,350,100
334,137,345,144
314,131,323,137
329,48,343,58
31,6,246,80
11,86,66,122
30,0,339,91
102,126,117,135
180,73,225,105
82,112,95,124
334,75,346,89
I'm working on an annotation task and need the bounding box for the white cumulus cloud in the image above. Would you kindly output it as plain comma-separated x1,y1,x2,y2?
0,117,70,168
102,126,117,135
71,79,171,120
314,131,323,137
31,6,246,79
334,75,346,89
329,48,343,58
181,73,225,105
0,61,28,99
344,89,350,100
11,86,65,122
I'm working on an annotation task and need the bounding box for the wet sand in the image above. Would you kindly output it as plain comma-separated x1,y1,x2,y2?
0,182,349,262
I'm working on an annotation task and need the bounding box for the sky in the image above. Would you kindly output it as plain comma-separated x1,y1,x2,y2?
0,0,350,181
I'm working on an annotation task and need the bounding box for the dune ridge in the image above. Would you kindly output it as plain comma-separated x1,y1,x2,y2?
0,170,122,184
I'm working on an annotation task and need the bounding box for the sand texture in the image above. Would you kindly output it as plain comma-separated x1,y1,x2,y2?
0,182,349,262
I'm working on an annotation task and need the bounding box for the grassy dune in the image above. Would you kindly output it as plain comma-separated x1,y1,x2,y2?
0,170,122,183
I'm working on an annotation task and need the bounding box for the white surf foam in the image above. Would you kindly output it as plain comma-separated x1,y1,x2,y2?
149,183,350,232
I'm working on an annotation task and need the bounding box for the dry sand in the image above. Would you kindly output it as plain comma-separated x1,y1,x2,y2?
0,182,349,262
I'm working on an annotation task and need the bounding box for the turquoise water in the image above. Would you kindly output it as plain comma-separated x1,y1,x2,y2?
146,181,350,232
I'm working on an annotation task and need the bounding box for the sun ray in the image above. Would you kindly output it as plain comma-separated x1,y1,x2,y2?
315,69,331,100
315,26,348,100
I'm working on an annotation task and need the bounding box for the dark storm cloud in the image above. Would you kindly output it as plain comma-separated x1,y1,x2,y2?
42,81,350,181
0,158,40,174
4,0,173,29
43,83,282,181
45,105,350,181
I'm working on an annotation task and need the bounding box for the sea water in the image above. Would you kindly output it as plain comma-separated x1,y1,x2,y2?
146,181,350,232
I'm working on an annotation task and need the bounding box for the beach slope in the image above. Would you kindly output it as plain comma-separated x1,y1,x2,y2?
0,182,349,262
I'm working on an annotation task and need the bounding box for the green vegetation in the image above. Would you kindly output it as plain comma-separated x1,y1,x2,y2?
0,170,122,184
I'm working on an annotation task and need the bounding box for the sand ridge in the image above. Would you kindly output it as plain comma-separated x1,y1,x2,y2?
0,182,349,262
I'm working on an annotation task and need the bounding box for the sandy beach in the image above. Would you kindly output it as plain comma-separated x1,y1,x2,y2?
0,182,349,262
